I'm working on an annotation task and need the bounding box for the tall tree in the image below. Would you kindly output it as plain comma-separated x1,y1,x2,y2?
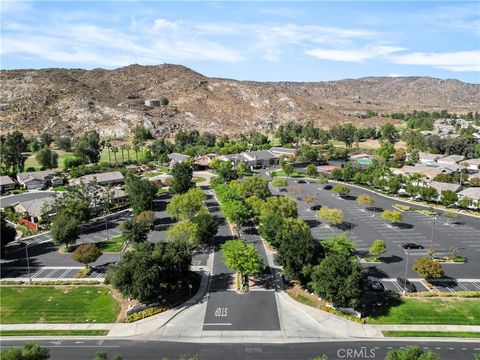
40,132,54,147
1,131,28,172
50,212,80,250
72,243,102,268
310,253,365,307
0,342,50,360
321,233,355,256
74,130,101,164
166,220,201,246
167,188,206,221
125,176,156,215
35,146,59,169
171,162,194,194
221,240,264,288
121,218,151,244
1,211,16,259
276,218,315,281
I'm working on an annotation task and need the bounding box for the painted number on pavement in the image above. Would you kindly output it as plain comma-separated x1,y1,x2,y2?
214,307,228,317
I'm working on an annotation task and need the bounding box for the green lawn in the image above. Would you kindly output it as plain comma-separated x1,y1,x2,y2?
0,286,120,324
101,235,125,253
25,147,148,170
272,170,303,177
383,331,480,338
51,185,65,191
100,148,148,164
25,150,74,171
369,298,480,325
0,330,109,336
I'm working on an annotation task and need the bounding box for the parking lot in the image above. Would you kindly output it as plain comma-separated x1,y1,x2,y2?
267,176,480,282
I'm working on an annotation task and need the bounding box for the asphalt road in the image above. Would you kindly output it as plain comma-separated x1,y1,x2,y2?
202,186,281,332
0,191,54,208
266,175,480,280
1,339,479,360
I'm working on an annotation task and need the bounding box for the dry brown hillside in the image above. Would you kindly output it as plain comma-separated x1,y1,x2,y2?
1,64,479,138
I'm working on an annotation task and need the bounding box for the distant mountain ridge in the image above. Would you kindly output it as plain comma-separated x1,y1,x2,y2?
1,64,479,138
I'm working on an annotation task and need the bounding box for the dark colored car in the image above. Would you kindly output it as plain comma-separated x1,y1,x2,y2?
324,185,333,190
396,277,417,292
297,180,307,184
310,205,322,211
401,243,424,249
279,188,288,192
368,278,385,291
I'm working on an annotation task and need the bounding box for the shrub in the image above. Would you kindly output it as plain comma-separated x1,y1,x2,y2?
272,179,288,187
123,306,169,323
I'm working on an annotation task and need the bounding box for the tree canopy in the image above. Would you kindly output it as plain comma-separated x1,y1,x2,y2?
171,162,194,194
310,253,365,308
125,176,157,215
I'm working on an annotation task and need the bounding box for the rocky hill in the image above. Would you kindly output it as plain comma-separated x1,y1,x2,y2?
1,64,479,138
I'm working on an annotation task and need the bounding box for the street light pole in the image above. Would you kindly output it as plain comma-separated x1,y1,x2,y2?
105,217,108,241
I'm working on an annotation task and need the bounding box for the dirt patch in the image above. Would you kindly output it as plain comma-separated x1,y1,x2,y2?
286,283,328,309
110,288,138,323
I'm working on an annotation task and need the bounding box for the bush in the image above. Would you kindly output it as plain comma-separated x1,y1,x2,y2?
272,179,288,187
123,306,169,323
74,268,91,278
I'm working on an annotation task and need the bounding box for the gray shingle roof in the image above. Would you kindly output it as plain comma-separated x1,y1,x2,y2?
17,170,54,183
0,176,15,186
70,171,124,186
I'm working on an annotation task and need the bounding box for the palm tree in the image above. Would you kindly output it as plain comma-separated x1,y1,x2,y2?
111,147,118,164
120,145,126,163
132,144,140,163
125,145,131,162
104,140,112,164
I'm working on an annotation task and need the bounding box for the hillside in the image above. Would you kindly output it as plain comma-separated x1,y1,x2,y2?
1,64,479,138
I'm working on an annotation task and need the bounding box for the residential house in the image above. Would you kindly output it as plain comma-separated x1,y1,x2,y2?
69,171,125,186
269,147,296,157
457,188,480,207
437,155,466,166
428,181,462,197
462,158,480,172
195,153,217,169
419,152,442,164
14,197,55,223
390,165,446,182
167,153,191,166
16,170,55,190
241,150,279,169
0,175,16,192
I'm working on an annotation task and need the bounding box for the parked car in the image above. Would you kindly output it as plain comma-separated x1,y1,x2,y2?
297,180,307,184
310,205,322,211
368,278,385,291
279,188,288,192
401,242,424,249
323,185,332,190
396,277,417,292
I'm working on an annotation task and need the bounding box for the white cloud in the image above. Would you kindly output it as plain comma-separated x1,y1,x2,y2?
305,45,404,62
0,0,31,15
392,51,480,72
422,4,480,35
388,73,406,77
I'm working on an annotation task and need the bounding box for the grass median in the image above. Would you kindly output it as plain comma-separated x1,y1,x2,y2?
369,298,480,325
383,331,480,338
0,286,120,324
101,235,125,252
0,330,109,336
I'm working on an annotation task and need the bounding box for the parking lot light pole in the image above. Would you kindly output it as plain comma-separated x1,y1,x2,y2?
24,242,32,284
403,250,409,295
430,216,437,257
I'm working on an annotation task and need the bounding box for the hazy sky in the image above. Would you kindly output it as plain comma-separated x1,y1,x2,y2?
1,1,479,83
